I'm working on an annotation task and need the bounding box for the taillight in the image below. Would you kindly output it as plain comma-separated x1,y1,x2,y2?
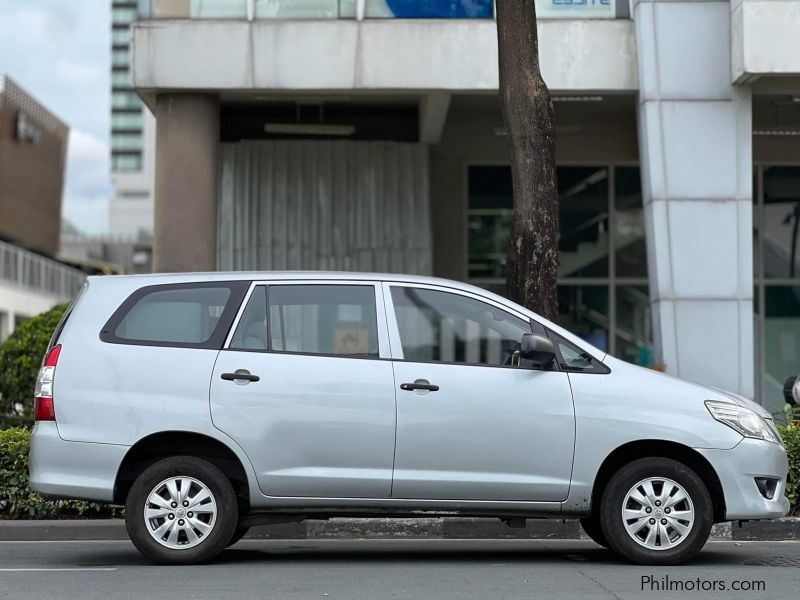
34,344,61,421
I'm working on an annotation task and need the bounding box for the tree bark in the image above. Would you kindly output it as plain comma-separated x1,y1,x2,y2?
495,0,559,321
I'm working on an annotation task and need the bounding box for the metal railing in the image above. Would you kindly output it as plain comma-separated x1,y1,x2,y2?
0,240,86,301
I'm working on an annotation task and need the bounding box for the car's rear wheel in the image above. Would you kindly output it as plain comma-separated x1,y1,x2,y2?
579,516,609,548
125,456,238,564
226,525,250,547
600,457,713,565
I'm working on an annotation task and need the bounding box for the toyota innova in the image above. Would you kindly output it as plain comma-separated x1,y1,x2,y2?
29,272,789,565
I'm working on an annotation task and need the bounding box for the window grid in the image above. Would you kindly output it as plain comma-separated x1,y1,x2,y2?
466,163,648,362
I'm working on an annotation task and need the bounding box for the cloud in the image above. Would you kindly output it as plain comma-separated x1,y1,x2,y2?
62,129,112,234
56,60,103,87
0,3,76,46
68,129,108,163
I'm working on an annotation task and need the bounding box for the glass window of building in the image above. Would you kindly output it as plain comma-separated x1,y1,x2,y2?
761,166,800,279
755,165,800,417
112,111,143,130
111,133,144,152
112,91,143,109
615,167,648,278
111,6,138,23
111,153,143,172
111,70,132,88
112,48,130,69
467,164,652,365
558,167,609,279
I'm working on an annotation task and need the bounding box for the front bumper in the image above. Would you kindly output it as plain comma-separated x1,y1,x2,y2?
29,422,128,503
698,437,790,521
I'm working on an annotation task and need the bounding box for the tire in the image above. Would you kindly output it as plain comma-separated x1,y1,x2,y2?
599,457,713,565
580,516,609,549
226,526,250,547
125,456,238,564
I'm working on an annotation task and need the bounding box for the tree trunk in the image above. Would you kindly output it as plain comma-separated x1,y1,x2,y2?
495,0,559,321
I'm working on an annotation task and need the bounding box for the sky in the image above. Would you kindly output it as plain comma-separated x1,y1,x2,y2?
0,0,111,234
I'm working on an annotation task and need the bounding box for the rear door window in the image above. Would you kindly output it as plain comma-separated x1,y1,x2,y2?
101,281,249,349
229,286,268,350
268,285,379,357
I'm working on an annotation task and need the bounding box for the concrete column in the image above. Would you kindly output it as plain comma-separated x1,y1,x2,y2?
153,93,220,272
634,0,754,396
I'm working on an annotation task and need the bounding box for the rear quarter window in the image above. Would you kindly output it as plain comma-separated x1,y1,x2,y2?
100,281,249,349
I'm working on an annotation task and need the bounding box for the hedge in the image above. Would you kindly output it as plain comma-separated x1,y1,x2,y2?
778,422,800,512
0,428,122,519
0,304,68,417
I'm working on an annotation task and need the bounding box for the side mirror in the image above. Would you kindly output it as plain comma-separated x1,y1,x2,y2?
783,375,799,407
520,333,556,368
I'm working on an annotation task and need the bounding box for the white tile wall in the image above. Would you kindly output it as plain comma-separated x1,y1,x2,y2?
636,0,754,396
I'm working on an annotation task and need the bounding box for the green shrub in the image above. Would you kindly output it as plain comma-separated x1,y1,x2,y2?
0,416,34,431
778,422,800,514
0,428,122,519
0,304,68,417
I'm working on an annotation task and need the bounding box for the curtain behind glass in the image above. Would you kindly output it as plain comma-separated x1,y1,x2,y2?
218,140,432,275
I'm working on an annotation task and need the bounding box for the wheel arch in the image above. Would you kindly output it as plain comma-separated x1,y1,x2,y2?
114,431,251,511
590,439,726,522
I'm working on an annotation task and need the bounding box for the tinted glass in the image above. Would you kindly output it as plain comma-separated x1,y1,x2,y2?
114,287,231,344
467,165,609,280
762,167,800,278
763,286,800,416
268,285,378,356
558,166,609,278
391,287,531,366
615,167,647,278
615,285,653,367
557,285,609,352
230,286,267,350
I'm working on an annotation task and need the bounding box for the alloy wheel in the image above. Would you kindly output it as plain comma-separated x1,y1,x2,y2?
621,476,695,550
143,476,217,550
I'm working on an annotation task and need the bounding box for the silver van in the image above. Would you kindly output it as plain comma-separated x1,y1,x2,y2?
29,272,789,565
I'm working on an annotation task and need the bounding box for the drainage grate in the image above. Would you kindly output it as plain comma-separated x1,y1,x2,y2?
745,556,800,568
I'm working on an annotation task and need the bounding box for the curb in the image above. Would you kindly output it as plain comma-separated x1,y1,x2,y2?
1,517,799,542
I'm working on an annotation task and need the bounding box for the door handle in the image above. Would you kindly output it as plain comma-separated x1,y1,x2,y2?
400,381,439,392
221,369,260,383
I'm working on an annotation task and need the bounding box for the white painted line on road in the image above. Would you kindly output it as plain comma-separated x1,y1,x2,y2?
0,568,117,572
0,540,131,544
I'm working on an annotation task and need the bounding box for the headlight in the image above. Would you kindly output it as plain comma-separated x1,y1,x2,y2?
705,400,780,444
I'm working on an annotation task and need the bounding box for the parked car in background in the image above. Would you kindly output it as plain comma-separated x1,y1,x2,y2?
29,272,789,565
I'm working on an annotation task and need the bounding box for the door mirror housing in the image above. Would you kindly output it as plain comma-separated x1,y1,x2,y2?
520,333,556,368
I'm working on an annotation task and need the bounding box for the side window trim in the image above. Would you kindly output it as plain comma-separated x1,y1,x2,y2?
545,329,611,374
100,280,250,350
224,280,392,360
224,283,269,352
382,281,535,368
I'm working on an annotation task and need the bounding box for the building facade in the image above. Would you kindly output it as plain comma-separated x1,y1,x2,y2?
0,76,85,340
129,0,800,414
110,0,156,237
0,76,68,256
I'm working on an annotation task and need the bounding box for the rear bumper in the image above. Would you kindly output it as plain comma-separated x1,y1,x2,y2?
29,422,128,503
698,438,790,521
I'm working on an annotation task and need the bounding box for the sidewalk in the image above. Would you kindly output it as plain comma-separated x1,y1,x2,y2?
1,517,799,542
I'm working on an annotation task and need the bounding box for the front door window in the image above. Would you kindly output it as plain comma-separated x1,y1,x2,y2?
390,286,531,367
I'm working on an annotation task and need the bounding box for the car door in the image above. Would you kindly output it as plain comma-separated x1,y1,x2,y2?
384,282,576,502
210,281,397,498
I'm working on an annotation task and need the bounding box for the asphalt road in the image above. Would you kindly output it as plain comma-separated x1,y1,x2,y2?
0,539,798,600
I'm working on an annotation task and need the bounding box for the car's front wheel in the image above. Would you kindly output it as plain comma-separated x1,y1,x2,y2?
125,456,238,564
579,516,609,549
600,457,713,565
